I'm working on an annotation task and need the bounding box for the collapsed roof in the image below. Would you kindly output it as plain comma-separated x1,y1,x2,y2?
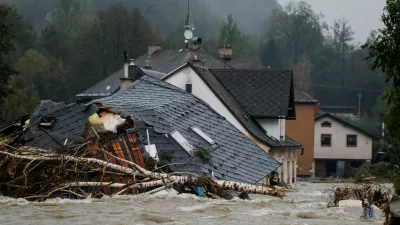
16,76,280,184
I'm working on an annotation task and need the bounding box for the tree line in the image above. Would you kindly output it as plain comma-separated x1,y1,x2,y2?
0,0,386,131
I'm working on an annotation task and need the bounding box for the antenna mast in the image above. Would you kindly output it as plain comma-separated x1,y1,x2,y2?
185,0,190,49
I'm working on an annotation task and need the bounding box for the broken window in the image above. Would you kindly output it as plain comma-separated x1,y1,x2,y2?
190,126,215,145
321,134,331,147
39,117,56,128
347,135,357,147
170,130,193,154
321,121,331,127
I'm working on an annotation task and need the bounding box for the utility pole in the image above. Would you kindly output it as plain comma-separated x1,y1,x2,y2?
358,92,362,117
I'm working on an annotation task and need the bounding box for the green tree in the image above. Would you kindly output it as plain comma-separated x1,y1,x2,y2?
332,17,354,73
40,0,83,59
264,1,325,67
0,4,17,104
363,0,400,139
69,4,158,93
214,14,258,60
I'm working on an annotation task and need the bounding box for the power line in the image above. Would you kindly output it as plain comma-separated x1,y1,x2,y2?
298,82,384,92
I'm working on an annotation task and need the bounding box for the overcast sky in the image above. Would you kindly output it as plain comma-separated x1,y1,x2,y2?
277,0,385,44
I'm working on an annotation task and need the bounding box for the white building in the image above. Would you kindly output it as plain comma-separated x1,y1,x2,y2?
314,112,373,177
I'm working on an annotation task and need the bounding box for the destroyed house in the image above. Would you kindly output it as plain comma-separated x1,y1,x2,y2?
16,76,280,184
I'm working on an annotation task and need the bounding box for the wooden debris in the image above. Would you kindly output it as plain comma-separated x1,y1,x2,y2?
0,145,287,200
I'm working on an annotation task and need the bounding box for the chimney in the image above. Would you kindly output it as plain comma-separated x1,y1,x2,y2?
148,44,161,56
120,77,132,89
143,58,152,70
129,62,138,81
124,59,138,78
192,37,202,50
218,46,233,60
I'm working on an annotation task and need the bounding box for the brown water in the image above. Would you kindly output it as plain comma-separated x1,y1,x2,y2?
0,182,386,225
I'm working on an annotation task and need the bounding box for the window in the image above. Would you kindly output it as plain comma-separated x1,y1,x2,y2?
347,135,357,147
321,134,331,147
190,126,215,145
321,121,331,127
170,130,193,154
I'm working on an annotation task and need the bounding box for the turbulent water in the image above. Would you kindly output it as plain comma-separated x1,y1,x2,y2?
0,182,386,225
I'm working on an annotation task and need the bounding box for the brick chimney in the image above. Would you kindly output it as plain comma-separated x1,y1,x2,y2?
218,46,233,60
148,44,161,56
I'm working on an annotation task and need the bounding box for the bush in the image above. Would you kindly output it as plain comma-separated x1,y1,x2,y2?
354,162,395,182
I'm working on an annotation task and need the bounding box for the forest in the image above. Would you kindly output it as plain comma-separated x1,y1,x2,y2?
0,0,386,137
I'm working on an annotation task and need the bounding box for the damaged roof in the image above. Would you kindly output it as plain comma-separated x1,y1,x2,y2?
185,65,301,148
16,100,98,149
77,68,166,98
93,75,280,184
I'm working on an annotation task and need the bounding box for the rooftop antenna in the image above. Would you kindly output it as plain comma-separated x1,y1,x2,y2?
183,0,193,49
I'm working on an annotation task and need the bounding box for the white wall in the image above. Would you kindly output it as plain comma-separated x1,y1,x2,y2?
270,148,297,185
164,66,269,149
257,119,286,140
314,117,372,160
257,119,280,140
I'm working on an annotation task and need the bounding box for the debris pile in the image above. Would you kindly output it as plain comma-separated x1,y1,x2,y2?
0,143,287,200
326,182,394,224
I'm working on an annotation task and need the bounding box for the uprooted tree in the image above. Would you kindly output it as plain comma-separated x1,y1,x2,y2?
0,142,287,200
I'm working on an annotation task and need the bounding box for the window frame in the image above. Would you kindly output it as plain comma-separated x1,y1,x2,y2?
170,130,194,155
321,134,332,147
346,134,357,147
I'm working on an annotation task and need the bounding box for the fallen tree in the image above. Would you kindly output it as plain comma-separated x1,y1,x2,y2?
0,145,287,200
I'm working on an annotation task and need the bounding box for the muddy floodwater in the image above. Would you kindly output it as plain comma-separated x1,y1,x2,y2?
0,182,387,225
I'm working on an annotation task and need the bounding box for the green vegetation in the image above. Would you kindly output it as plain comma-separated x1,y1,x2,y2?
0,0,387,128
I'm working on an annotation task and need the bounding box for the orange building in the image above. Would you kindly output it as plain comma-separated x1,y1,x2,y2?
286,90,319,177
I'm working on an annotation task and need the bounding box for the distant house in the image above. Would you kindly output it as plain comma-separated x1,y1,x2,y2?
286,90,319,177
163,63,302,184
17,76,280,184
314,112,373,178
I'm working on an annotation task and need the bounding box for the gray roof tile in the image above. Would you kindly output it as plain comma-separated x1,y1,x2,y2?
93,76,280,184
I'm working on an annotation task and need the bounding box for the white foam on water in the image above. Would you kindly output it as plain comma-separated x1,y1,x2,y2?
0,197,30,206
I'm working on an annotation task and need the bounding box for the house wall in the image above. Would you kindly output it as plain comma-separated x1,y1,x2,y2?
163,67,270,150
314,117,372,160
270,148,297,185
257,119,281,140
286,103,316,177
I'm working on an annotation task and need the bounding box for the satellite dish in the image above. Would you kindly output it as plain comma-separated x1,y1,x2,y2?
184,30,193,40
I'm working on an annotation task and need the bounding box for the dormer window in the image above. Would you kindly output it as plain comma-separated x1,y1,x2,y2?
190,126,215,145
39,117,56,128
170,130,194,154
321,121,331,127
